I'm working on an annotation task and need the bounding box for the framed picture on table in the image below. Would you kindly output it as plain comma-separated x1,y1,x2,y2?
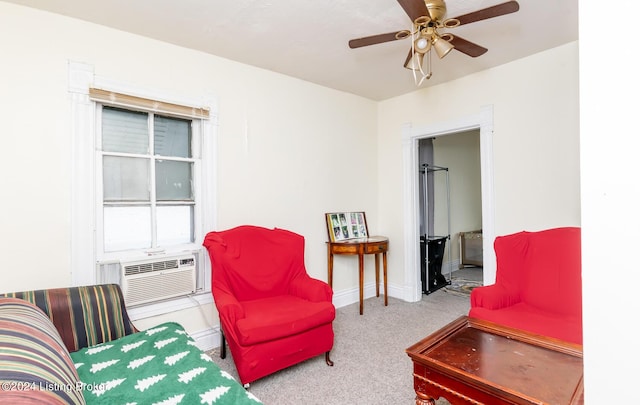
325,211,368,242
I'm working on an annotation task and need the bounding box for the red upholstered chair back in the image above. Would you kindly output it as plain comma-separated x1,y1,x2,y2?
494,227,582,316
203,225,307,302
493,230,530,299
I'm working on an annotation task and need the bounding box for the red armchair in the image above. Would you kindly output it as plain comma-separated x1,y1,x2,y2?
203,225,335,385
469,227,582,345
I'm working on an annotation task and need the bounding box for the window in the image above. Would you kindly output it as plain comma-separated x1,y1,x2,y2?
69,61,217,316
98,106,197,256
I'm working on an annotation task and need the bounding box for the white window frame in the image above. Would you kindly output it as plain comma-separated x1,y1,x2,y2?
68,61,217,318
95,106,201,260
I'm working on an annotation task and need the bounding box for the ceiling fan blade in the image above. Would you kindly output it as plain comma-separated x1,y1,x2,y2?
448,35,488,57
450,1,519,26
396,0,428,22
349,31,406,49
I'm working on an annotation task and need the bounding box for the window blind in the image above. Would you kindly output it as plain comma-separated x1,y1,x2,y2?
89,88,210,119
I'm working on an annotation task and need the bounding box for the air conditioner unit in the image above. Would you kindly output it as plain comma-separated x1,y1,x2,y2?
120,254,196,306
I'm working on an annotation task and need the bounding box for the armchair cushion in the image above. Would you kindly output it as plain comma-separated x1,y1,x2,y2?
472,302,582,344
237,295,335,345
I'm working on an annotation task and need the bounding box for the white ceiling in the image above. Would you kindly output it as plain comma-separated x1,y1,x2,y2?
6,0,578,100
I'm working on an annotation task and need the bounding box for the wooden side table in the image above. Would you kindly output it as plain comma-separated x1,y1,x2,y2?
326,236,388,315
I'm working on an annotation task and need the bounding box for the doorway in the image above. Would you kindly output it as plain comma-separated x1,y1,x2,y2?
419,131,483,295
401,106,496,303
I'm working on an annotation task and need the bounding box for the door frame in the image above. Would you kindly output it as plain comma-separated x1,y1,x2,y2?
401,105,496,302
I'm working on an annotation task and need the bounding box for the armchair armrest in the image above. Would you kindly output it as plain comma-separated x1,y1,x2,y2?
470,284,521,310
0,284,136,353
288,274,333,303
212,287,245,324
212,286,246,346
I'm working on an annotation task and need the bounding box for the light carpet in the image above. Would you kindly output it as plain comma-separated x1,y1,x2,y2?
208,289,471,405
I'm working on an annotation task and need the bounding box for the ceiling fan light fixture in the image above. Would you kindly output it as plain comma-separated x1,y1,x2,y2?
432,35,454,58
347,0,520,86
404,52,425,71
414,36,431,54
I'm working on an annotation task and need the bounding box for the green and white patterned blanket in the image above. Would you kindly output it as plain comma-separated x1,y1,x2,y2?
70,322,261,405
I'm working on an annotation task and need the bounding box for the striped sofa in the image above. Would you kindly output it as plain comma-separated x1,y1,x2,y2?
0,297,85,404
0,284,136,404
0,284,262,405
0,284,137,353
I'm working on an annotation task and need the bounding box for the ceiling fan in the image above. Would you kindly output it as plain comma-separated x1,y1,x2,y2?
348,0,520,83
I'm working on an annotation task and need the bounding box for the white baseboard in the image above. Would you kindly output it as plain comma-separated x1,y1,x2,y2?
191,325,220,352
331,281,404,309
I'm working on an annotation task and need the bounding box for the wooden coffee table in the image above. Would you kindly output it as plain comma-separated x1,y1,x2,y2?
406,316,584,405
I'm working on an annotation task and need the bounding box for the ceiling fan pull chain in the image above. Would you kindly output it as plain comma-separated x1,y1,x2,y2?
418,50,432,86
411,26,420,85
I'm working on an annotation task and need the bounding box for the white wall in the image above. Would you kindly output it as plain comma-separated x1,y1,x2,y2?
580,1,640,402
432,130,482,263
376,42,580,288
0,2,377,334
